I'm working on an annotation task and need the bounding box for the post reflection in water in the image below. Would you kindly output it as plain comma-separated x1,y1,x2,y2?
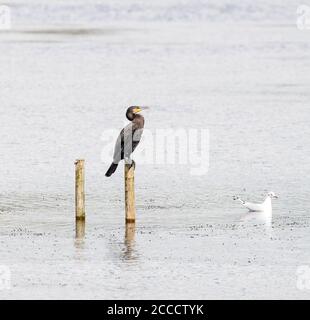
76,219,85,240
74,221,86,261
74,238,85,250
123,222,137,261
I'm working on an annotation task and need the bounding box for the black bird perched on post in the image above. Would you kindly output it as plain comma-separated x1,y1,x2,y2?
105,106,146,177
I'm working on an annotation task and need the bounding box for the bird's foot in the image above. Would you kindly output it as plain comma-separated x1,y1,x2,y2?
125,158,135,170
130,160,136,170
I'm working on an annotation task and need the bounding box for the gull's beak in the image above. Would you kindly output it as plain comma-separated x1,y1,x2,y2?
274,195,279,199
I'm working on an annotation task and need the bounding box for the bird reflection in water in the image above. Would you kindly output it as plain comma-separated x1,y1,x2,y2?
240,211,273,236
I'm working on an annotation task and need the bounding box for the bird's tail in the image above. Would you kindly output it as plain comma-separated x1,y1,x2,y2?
233,196,245,205
105,163,118,177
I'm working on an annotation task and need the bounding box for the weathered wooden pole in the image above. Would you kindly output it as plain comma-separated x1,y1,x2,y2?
124,163,136,223
75,159,85,238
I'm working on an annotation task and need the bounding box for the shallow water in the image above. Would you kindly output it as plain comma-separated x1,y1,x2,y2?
0,0,310,299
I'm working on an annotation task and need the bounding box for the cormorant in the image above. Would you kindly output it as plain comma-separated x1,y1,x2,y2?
105,106,146,177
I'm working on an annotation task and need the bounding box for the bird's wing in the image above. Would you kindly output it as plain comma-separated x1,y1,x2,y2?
123,122,136,158
112,123,144,162
113,122,136,162
132,127,144,152
112,128,123,163
243,202,265,212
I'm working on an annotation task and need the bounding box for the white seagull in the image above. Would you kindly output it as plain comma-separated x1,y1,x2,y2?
233,192,278,213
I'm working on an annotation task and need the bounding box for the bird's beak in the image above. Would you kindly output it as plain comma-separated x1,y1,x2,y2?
274,195,279,199
133,107,142,113
133,106,149,113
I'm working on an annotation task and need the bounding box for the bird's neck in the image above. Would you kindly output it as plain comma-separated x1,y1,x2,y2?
264,196,272,204
133,114,144,127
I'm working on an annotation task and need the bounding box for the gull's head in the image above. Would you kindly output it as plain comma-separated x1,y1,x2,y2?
267,192,278,199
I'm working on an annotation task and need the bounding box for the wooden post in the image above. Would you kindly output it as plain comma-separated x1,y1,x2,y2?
124,163,136,223
75,159,85,238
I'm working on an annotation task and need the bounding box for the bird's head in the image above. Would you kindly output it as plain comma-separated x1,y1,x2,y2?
267,192,278,199
126,106,148,121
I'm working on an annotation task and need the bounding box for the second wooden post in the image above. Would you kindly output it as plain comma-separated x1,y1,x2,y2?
124,163,136,223
75,159,85,238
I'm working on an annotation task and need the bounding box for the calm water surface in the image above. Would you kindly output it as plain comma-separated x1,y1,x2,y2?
0,0,310,299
